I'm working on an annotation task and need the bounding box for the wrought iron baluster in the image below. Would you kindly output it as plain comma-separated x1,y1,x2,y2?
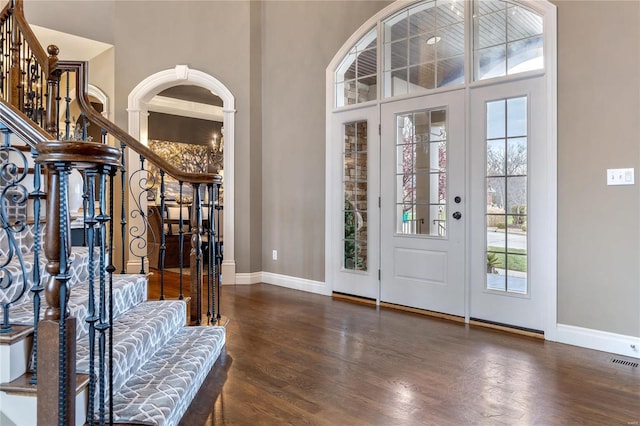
159,169,165,300
191,183,202,325
119,141,126,274
206,183,214,324
63,71,70,139
215,181,222,321
178,180,184,300
28,145,44,384
83,170,98,424
107,169,116,426
95,168,110,425
56,164,72,426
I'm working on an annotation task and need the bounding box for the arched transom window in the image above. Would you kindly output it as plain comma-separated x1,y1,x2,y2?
334,0,544,107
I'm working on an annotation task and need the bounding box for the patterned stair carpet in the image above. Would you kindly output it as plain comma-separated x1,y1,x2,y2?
108,326,225,425
1,231,226,426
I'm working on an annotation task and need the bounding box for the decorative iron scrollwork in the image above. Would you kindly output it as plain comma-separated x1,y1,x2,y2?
0,144,30,333
128,159,158,273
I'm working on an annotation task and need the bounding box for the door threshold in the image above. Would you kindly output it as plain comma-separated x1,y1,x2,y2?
379,302,465,323
332,292,377,306
469,318,544,339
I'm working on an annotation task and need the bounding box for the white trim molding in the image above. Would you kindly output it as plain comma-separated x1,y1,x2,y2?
87,84,110,118
147,95,223,122
556,324,640,359
262,272,330,296
126,65,236,283
234,272,263,285
234,272,329,296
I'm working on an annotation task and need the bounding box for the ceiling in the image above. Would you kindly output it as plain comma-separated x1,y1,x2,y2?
159,86,223,107
30,25,112,61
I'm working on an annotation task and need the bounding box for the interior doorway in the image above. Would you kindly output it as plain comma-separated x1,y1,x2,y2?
127,65,237,284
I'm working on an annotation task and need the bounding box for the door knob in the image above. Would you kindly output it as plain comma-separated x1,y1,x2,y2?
452,211,462,220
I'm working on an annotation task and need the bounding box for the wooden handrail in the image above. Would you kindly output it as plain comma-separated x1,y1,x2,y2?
0,97,52,149
12,0,54,77
0,1,13,23
59,61,222,186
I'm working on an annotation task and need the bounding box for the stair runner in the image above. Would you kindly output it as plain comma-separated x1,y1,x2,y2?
1,224,225,425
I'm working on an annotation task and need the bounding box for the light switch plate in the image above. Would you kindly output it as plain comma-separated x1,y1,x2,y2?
607,168,635,186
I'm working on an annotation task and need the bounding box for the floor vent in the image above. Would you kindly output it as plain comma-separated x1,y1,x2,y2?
611,358,639,368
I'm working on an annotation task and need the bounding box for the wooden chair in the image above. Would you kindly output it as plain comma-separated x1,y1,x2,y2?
147,204,191,269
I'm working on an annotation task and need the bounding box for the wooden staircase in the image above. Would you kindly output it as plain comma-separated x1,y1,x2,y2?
0,1,225,424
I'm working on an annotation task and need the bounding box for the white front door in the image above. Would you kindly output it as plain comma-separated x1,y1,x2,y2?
380,90,465,316
469,76,547,332
329,106,380,300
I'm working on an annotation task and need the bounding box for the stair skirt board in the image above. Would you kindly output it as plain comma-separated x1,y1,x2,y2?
107,326,225,426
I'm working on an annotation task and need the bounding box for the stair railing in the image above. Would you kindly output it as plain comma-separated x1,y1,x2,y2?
0,1,222,424
57,60,222,325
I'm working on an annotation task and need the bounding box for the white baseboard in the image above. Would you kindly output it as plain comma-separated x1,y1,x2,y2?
126,259,148,275
261,272,330,296
556,323,640,359
234,272,262,285
221,260,236,285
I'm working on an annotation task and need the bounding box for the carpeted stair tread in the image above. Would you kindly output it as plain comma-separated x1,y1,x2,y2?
0,247,96,306
5,273,147,339
108,326,226,426
76,300,187,396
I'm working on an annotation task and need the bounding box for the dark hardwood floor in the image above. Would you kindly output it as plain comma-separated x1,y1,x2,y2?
148,271,640,425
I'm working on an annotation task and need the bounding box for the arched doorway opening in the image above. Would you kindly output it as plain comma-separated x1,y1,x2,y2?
128,65,236,284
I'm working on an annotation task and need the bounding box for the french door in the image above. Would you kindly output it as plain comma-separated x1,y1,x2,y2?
380,90,465,316
330,80,549,333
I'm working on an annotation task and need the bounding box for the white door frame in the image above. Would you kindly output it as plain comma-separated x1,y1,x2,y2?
127,65,237,284
326,0,557,339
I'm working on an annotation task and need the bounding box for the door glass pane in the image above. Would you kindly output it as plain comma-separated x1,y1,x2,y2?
474,2,543,80
343,121,368,271
396,107,447,237
486,97,527,293
335,28,377,107
383,0,465,97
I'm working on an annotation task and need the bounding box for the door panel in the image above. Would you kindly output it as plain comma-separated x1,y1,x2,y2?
380,91,465,316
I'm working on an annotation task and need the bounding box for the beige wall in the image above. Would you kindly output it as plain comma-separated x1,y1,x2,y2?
21,0,640,338
261,0,391,281
555,0,640,336
25,0,260,273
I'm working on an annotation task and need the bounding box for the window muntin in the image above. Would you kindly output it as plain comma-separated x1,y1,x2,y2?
335,29,378,107
395,108,448,236
343,121,368,270
383,0,465,98
486,97,528,294
474,2,543,80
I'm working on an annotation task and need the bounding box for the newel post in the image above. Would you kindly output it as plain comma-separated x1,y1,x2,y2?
37,161,77,425
45,45,60,137
35,141,121,426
